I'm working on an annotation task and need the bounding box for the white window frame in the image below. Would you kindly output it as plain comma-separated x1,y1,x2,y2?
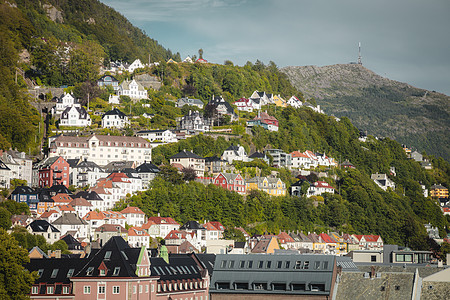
113,286,120,294
84,286,91,294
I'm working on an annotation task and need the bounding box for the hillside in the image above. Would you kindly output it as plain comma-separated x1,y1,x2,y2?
281,64,450,161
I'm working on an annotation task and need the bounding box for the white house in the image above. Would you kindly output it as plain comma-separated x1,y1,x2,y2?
120,206,146,227
49,134,152,167
234,98,255,112
290,151,312,169
307,181,335,197
0,159,12,189
176,97,204,109
127,226,150,247
118,79,147,100
69,197,93,218
70,160,107,188
135,162,160,188
250,90,273,105
147,216,180,239
221,144,248,164
52,93,80,115
51,213,89,239
59,106,91,127
126,59,145,73
136,129,177,144
176,111,211,133
101,108,130,129
287,96,303,108
27,220,61,244
1,150,33,185
108,94,120,104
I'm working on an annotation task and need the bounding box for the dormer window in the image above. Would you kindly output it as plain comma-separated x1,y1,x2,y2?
100,269,106,276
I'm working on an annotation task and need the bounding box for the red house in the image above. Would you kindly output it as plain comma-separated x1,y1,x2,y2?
38,156,70,188
213,172,246,194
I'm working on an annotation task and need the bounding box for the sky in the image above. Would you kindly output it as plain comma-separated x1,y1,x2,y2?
101,0,450,96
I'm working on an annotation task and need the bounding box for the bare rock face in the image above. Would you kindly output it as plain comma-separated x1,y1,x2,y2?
281,64,402,100
43,4,64,23
281,64,450,161
86,18,96,25
18,49,31,64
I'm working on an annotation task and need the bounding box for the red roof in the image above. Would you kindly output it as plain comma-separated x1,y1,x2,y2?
39,210,59,218
56,204,75,211
83,211,105,221
164,230,194,240
141,219,156,230
314,181,335,189
290,151,309,158
128,227,150,236
319,233,336,243
277,232,295,244
120,206,145,215
148,216,179,225
51,193,72,203
209,221,225,231
107,172,131,183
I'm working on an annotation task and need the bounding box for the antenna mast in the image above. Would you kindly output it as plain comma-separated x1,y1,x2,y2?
358,42,362,65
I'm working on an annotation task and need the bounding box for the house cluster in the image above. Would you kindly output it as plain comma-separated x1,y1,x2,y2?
403,146,433,170
234,91,324,114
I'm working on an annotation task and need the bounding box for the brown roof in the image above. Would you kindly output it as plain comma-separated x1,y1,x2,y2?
69,197,93,207
121,206,145,215
95,224,127,233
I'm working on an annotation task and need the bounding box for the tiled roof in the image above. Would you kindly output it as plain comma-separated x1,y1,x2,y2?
94,224,127,233
69,197,93,207
209,221,225,231
128,227,149,236
170,150,204,160
165,230,195,240
120,206,145,215
148,216,179,225
291,151,309,158
52,213,88,225
319,233,336,243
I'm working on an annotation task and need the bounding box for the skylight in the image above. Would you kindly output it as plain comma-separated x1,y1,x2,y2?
66,269,75,278
86,267,94,276
37,269,44,277
51,269,59,278
113,267,120,276
104,251,112,259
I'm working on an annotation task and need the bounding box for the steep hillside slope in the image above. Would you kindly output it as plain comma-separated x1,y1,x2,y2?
281,64,450,160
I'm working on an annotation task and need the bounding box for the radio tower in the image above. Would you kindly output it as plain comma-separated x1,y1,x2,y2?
357,42,362,65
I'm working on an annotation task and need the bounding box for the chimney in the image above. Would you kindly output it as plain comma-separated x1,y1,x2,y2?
370,266,376,278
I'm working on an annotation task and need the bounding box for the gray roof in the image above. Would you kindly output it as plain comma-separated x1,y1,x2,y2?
52,213,88,225
170,150,204,160
210,254,336,296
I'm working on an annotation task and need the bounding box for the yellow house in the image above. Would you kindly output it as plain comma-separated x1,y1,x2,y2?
329,232,348,255
430,184,448,198
307,233,326,253
246,176,287,196
272,94,287,107
250,236,280,254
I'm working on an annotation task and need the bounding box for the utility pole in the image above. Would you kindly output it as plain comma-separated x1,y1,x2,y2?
358,42,362,65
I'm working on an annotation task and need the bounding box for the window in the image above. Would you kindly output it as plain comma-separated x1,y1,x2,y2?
47,286,54,294
314,261,320,269
266,261,272,268
235,282,248,290
32,286,38,294
322,261,328,269
217,282,229,290
133,285,136,294
84,286,91,294
239,260,245,268
63,286,69,294
51,269,59,278
285,261,290,269
253,283,267,290
67,268,75,277
86,267,94,276
37,269,44,277
371,255,377,262
113,286,120,294
146,285,149,293
292,283,306,291
228,261,235,268
303,261,310,269
98,286,105,294
310,283,325,292
100,269,106,276
277,261,282,268
140,285,143,293
272,283,286,291
258,261,264,268
295,261,302,269
113,267,120,276
220,260,227,268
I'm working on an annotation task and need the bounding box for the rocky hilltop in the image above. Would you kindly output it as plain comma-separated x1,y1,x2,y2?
281,64,450,160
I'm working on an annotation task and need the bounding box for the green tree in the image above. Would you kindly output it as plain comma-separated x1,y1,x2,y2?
223,228,245,242
0,229,38,299
0,208,12,230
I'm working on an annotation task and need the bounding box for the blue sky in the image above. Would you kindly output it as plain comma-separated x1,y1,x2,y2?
101,0,450,95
